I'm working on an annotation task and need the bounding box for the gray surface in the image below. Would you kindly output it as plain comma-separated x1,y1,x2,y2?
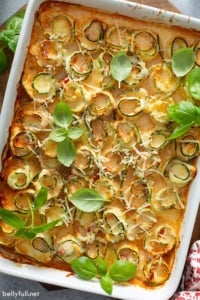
0,0,199,299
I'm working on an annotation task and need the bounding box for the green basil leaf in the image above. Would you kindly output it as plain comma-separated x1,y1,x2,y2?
57,137,76,167
109,260,137,282
0,48,8,72
8,35,19,52
110,51,132,82
33,187,48,210
168,123,192,140
71,256,97,280
100,275,113,295
0,208,25,229
53,101,73,128
15,228,36,239
172,47,195,77
67,127,85,140
187,67,200,100
6,16,23,34
168,101,199,124
95,257,107,276
29,219,61,234
70,188,106,212
0,30,14,47
49,128,68,142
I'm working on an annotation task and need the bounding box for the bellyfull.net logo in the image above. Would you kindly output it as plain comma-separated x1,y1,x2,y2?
2,290,40,298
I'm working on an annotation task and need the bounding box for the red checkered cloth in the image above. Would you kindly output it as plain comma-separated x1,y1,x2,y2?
171,241,200,300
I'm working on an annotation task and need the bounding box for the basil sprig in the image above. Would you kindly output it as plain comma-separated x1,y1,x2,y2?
0,11,25,72
0,187,61,239
168,101,200,139
71,256,137,295
49,101,85,167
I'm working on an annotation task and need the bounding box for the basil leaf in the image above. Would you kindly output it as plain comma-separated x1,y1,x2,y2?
71,256,97,280
100,275,113,295
49,128,68,142
168,123,192,140
70,188,106,212
0,48,7,72
168,101,199,124
57,137,76,167
67,127,85,140
0,208,25,229
6,16,23,34
187,67,200,100
109,260,137,282
15,228,36,239
95,257,107,276
172,47,195,77
33,187,48,210
29,219,61,234
53,101,73,128
110,51,132,82
8,35,19,52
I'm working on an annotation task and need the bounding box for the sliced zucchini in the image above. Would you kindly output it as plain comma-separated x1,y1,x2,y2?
45,205,66,223
149,130,169,150
115,121,139,147
30,40,63,68
118,96,146,117
164,158,196,185
64,51,93,81
106,26,131,51
123,55,148,86
135,31,159,61
42,137,57,158
144,225,176,255
65,175,88,199
56,234,83,263
89,91,114,116
15,238,53,263
117,241,139,265
103,206,126,239
176,134,199,161
143,257,170,285
14,189,35,212
86,241,106,259
150,64,179,94
94,177,115,202
122,178,151,209
151,187,178,210
148,95,175,124
16,102,50,132
6,163,35,190
34,169,63,199
32,233,52,253
63,81,86,113
10,128,37,157
32,72,57,101
84,20,105,42
51,15,73,42
171,37,188,57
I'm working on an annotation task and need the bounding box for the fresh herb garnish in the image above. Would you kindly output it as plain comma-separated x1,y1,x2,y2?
70,188,106,212
168,101,200,139
0,187,61,239
187,67,200,100
49,101,85,167
172,47,195,77
110,51,132,85
71,256,137,295
0,11,25,72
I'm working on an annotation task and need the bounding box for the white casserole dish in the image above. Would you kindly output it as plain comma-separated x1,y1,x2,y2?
0,1,200,299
